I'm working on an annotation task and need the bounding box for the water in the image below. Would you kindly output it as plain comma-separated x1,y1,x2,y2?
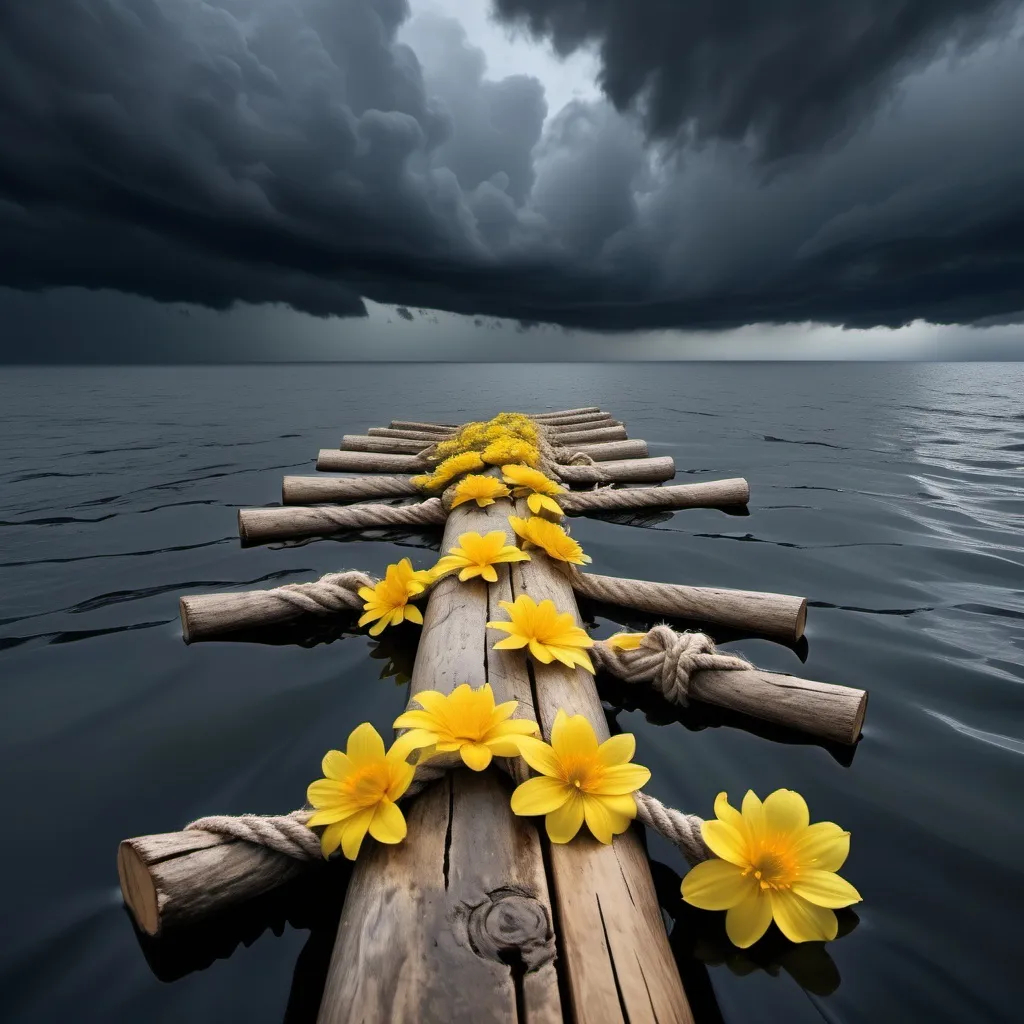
1,363,1022,1024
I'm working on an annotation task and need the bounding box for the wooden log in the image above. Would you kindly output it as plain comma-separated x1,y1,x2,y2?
237,499,446,546
341,435,432,455
319,498,562,1024
557,439,648,462
117,826,307,936
686,668,867,746
389,420,458,432
558,457,675,486
561,478,749,514
552,425,627,445
316,449,426,473
509,497,696,1024
571,571,807,643
282,475,419,505
541,414,617,428
532,407,602,419
367,427,454,440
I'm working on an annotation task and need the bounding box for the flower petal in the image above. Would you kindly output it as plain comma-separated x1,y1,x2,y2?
321,749,353,781
368,798,407,845
388,729,436,763
582,794,620,844
792,822,851,872
769,890,839,943
726,888,775,949
516,736,562,777
597,733,636,767
404,604,424,626
551,713,598,760
597,763,651,795
346,722,385,767
790,869,862,909
701,820,750,867
546,792,585,843
763,789,810,837
320,821,345,859
460,743,493,771
714,791,745,832
339,806,376,860
512,776,571,816
681,859,751,910
492,634,529,649
741,789,766,842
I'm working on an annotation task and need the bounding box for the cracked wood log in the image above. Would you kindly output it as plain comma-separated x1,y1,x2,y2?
282,474,420,504
236,499,447,546
571,570,807,643
316,449,426,473
548,425,627,445
557,457,675,486
318,497,562,1024
560,478,749,514
532,407,602,419
509,494,695,1024
558,439,647,462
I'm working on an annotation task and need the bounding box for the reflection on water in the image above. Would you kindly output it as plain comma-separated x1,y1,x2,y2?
1,362,1022,1024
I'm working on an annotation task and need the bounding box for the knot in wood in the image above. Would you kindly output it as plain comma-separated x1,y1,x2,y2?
463,886,555,971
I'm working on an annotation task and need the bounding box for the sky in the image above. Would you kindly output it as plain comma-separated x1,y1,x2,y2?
1,0,1023,361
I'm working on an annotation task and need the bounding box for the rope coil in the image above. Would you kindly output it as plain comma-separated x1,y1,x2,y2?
591,624,750,706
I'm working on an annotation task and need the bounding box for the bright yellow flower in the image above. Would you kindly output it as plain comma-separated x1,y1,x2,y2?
306,723,415,859
392,683,540,771
681,790,862,948
450,474,511,509
511,710,650,844
357,558,431,636
604,632,647,650
431,530,531,583
487,594,595,673
509,515,592,565
481,437,540,467
411,451,486,491
501,464,565,516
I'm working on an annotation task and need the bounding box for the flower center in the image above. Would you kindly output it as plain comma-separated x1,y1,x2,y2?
743,848,794,890
560,755,601,793
343,764,391,808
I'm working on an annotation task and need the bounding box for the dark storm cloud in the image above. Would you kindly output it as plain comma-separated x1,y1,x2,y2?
0,0,1023,357
493,0,1017,158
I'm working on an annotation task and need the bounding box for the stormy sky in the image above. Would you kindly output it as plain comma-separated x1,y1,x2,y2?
1,0,1022,360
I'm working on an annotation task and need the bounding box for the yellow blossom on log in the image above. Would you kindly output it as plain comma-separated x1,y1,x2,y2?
450,474,511,509
501,464,565,516
357,558,431,635
510,710,651,844
603,632,647,650
509,515,592,565
487,594,595,673
306,723,415,860
681,790,862,948
431,530,531,583
411,451,485,491
481,437,540,467
392,683,540,771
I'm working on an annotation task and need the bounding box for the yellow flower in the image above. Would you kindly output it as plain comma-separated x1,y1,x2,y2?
411,451,485,491
509,515,592,565
481,437,540,467
487,594,595,673
392,683,540,771
501,464,565,516
306,723,415,859
431,530,531,583
604,632,647,650
450,474,511,509
681,790,862,948
511,710,651,843
357,558,431,636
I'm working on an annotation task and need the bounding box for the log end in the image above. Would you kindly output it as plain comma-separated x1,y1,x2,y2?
849,688,869,744
237,509,254,547
794,597,807,641
117,840,161,936
179,597,195,645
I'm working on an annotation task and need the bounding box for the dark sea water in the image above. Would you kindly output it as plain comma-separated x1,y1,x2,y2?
1,362,1022,1024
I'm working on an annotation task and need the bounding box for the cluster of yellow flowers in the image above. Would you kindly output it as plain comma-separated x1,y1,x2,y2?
410,450,485,492
306,683,862,946
432,412,540,461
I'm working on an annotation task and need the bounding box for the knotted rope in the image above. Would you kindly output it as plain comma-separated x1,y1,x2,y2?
591,624,750,706
268,570,376,617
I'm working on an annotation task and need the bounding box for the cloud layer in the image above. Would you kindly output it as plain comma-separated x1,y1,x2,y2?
1,0,1022,351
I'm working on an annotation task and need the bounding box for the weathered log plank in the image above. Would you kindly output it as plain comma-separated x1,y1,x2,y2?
561,478,749,514
559,439,648,462
316,449,426,473
551,425,628,445
557,457,676,486
509,497,695,1024
282,475,420,504
319,500,562,1024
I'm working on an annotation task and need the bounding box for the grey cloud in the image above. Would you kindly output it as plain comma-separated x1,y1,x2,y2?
0,0,1023,360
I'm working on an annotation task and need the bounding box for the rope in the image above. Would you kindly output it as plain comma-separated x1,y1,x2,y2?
634,792,710,863
591,624,750,706
270,570,375,617
185,809,322,860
